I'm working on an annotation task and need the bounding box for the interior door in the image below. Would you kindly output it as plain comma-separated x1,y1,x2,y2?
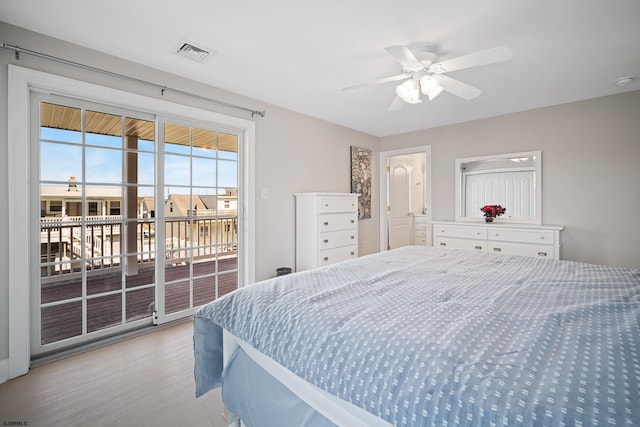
382,149,430,251
388,156,412,249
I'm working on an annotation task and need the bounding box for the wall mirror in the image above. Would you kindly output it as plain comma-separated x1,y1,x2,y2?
455,150,541,224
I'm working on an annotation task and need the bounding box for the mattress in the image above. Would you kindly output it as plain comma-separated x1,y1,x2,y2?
194,246,640,426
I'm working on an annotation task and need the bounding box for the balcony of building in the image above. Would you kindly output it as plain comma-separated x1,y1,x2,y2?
39,215,238,345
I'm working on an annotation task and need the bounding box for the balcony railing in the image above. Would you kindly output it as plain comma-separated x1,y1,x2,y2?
40,215,238,281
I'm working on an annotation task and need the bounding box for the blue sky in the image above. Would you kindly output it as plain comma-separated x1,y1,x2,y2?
40,128,238,197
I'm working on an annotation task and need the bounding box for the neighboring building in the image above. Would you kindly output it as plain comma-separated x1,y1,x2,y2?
164,189,238,218
40,177,238,273
40,176,155,219
164,189,238,259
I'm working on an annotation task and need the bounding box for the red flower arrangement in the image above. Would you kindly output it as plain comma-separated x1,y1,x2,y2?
480,205,506,222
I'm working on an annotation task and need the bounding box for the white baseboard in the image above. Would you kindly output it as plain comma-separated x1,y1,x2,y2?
0,359,9,384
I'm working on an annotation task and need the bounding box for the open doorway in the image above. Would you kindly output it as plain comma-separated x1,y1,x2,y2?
379,146,431,251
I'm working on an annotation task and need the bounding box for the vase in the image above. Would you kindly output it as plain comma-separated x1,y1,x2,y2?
485,217,494,223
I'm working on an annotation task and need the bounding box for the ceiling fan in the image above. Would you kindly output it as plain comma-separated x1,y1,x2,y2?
342,45,513,110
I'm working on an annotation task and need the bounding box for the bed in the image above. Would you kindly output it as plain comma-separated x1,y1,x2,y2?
193,246,640,426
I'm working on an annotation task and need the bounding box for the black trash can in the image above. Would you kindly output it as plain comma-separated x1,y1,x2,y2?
276,267,292,276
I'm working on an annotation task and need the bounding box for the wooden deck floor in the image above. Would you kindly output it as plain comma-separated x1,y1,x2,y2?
40,257,237,345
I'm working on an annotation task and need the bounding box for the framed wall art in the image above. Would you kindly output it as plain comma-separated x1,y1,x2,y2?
350,146,372,219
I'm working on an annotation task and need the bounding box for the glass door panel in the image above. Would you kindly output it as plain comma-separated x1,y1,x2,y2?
41,302,82,345
161,121,238,318
126,287,156,322
36,99,156,353
86,294,122,333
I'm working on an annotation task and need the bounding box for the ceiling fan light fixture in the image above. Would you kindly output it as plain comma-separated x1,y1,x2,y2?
419,75,440,95
348,44,513,109
396,79,421,104
428,85,444,101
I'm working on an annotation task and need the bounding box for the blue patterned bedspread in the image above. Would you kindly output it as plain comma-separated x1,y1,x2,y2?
194,246,640,426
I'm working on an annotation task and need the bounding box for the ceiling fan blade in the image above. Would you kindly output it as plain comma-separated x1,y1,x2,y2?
388,96,405,111
438,75,482,100
341,74,409,91
430,46,513,73
384,45,422,68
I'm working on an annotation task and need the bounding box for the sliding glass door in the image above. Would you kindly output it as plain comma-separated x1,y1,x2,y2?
32,94,240,355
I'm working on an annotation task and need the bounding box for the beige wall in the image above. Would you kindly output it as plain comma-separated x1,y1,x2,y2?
0,21,379,362
381,90,640,269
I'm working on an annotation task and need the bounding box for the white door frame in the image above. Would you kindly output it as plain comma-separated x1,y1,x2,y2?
7,65,255,379
379,145,432,252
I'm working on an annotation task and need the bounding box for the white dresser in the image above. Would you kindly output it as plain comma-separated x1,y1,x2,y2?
413,214,429,245
432,221,563,260
295,193,359,271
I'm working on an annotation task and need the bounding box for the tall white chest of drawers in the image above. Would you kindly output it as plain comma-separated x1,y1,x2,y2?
413,214,429,245
433,221,563,260
295,193,359,272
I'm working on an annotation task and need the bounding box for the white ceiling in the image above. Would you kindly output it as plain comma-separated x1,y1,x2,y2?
1,0,639,137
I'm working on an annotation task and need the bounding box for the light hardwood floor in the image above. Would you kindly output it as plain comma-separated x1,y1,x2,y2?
0,320,227,427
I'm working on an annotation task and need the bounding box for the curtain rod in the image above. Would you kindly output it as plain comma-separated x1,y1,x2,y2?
1,42,266,118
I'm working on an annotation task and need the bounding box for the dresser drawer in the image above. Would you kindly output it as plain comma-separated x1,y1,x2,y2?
318,245,357,266
435,225,487,240
319,213,358,232
319,197,358,214
414,224,429,233
414,236,428,245
414,218,428,232
319,229,357,250
488,229,556,245
431,221,562,260
414,228,428,238
414,215,428,225
434,237,486,252
488,242,555,259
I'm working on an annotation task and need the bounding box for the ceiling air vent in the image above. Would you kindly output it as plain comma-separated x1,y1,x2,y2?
175,41,212,63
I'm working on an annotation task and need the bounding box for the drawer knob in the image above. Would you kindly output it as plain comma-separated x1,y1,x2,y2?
323,222,329,226
538,252,547,257
350,220,355,223
474,245,483,250
493,247,502,252
350,251,355,255
323,257,329,261
540,236,545,240
323,239,329,243
440,242,447,246
350,235,355,239
495,233,500,237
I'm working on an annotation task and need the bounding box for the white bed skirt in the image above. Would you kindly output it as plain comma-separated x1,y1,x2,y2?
222,330,392,427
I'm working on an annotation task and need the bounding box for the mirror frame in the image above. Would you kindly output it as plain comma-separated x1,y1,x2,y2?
455,150,542,224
